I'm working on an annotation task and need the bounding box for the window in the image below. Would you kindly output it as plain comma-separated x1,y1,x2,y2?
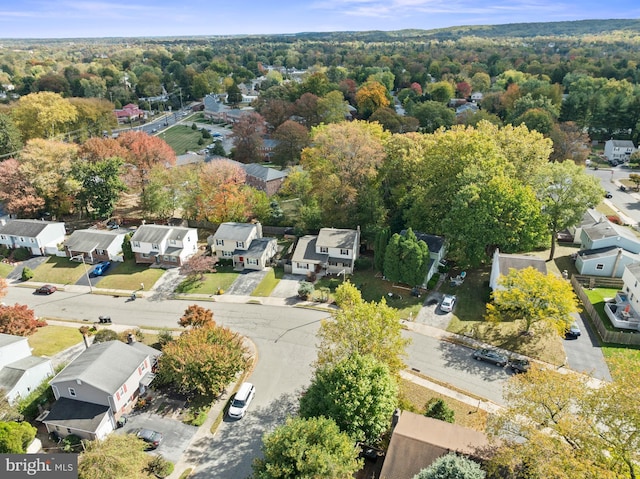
216,239,224,246
596,264,604,270
68,388,76,397
340,249,349,255
320,246,328,253
236,241,245,248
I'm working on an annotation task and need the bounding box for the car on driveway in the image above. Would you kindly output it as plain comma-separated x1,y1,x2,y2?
509,357,530,373
565,322,581,339
472,348,508,367
440,294,456,312
136,428,163,449
91,261,111,276
35,284,57,295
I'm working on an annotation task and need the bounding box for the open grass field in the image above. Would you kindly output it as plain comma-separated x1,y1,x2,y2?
94,261,165,291
176,264,239,295
160,124,210,155
30,257,87,285
0,262,13,278
400,376,488,432
28,324,83,356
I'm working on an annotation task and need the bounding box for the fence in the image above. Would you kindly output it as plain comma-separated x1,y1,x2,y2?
571,275,640,346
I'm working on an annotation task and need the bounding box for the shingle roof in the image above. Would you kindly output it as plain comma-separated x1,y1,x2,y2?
64,229,124,253
43,397,110,434
316,228,358,249
0,219,62,237
51,341,159,395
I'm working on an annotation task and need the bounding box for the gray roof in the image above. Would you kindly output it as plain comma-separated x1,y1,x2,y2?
51,341,160,395
245,237,276,257
583,221,638,242
497,253,547,277
130,224,173,244
43,397,110,434
64,229,124,253
292,235,326,264
0,333,25,349
214,222,258,242
317,228,358,250
0,356,51,391
244,163,288,182
401,230,445,254
0,219,63,237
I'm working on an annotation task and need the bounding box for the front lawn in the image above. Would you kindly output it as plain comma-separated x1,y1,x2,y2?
30,256,87,285
176,264,239,294
28,324,83,356
94,261,165,291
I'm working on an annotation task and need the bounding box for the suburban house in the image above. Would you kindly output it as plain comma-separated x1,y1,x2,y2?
130,224,198,267
604,139,636,164
0,333,54,405
489,248,548,290
64,229,126,263
401,230,447,287
379,410,491,479
291,227,360,276
43,340,160,441
243,163,288,196
0,219,66,256
210,222,277,270
603,264,640,331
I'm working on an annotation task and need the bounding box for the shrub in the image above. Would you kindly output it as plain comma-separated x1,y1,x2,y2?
147,455,174,478
21,267,34,281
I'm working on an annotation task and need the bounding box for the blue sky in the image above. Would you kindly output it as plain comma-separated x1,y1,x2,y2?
1,0,639,39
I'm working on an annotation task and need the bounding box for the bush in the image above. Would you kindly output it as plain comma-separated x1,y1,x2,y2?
298,281,315,300
147,455,174,478
21,267,34,281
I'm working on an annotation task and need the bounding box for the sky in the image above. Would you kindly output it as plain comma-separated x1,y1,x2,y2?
0,0,639,39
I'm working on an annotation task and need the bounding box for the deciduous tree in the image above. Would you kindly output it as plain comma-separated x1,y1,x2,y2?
251,416,361,479
486,267,579,334
300,353,398,443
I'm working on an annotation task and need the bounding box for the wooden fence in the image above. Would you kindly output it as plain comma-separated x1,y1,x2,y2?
571,275,640,346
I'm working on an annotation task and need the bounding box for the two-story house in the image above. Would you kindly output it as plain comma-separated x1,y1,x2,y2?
64,229,126,263
0,219,66,256
0,333,54,405
604,139,636,164
575,219,640,277
209,222,277,270
291,227,360,276
42,340,160,440
130,224,198,267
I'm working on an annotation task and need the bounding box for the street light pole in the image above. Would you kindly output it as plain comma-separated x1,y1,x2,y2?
70,254,93,293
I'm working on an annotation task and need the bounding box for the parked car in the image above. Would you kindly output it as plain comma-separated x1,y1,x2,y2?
228,382,256,419
440,294,456,312
509,357,530,374
91,261,111,276
565,322,582,339
136,428,163,449
472,348,508,367
35,284,57,295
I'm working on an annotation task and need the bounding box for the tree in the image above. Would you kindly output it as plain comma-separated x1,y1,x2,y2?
0,304,41,336
0,421,37,453
383,229,431,286
300,353,398,443
413,453,485,479
355,80,390,118
72,157,127,218
179,254,218,281
271,120,310,167
0,113,23,157
230,112,266,163
177,304,215,329
316,282,410,375
424,398,455,423
0,158,44,217
78,433,151,479
157,322,248,398
10,91,78,140
486,267,579,334
534,161,604,260
251,416,361,479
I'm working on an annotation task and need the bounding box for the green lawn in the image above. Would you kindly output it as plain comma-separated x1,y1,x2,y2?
251,268,282,297
176,264,239,294
30,257,87,285
160,124,211,155
28,324,83,356
94,261,165,291
0,262,14,278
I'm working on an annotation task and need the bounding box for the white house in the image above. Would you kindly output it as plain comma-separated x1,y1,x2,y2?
0,333,54,405
130,224,198,267
64,229,126,263
604,139,636,164
43,340,160,440
0,219,66,256
291,227,360,276
489,248,547,291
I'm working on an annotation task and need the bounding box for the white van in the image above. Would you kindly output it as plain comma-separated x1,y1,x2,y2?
228,382,255,419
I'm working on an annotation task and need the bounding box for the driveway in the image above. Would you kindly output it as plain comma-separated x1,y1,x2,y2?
225,269,269,296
